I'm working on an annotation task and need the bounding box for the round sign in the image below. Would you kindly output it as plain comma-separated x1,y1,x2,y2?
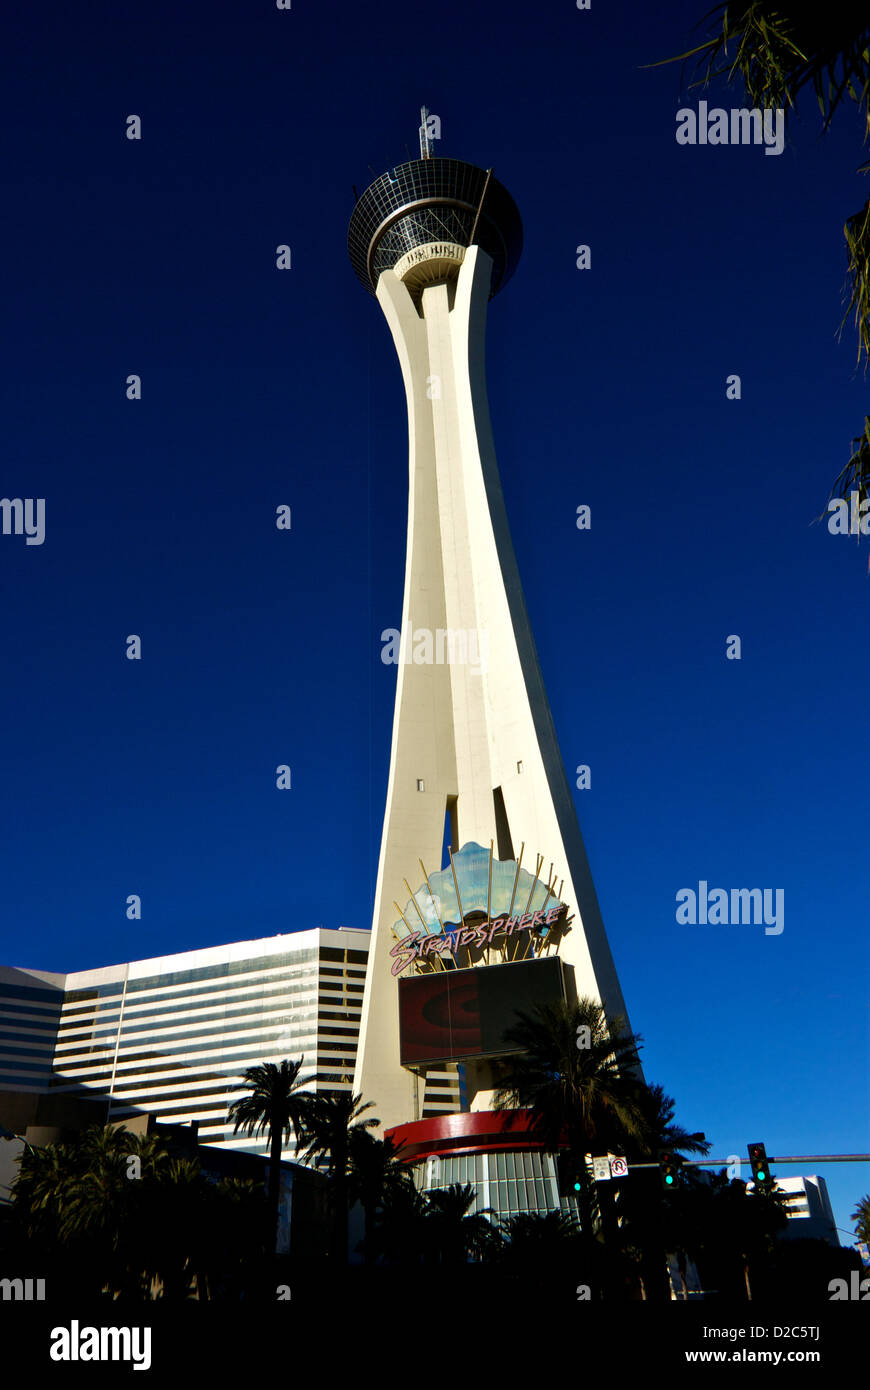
609,1156,628,1178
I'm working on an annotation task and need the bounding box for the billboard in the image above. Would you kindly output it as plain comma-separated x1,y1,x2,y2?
398,957,566,1066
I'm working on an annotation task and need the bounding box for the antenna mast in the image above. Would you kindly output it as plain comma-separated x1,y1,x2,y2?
419,106,432,159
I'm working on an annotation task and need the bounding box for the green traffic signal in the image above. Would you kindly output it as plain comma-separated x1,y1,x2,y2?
748,1142,772,1189
659,1149,680,1191
557,1152,585,1199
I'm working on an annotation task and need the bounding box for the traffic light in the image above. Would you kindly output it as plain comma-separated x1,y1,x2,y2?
557,1152,584,1198
748,1142,773,1190
658,1149,681,1192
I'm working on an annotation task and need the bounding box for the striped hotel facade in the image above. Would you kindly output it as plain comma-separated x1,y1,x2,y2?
0,930,461,1158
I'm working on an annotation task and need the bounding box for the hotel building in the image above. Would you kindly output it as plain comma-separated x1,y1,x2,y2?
775,1175,840,1246
0,928,392,1158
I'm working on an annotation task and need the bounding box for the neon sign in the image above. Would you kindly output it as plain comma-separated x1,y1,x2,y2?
390,905,566,976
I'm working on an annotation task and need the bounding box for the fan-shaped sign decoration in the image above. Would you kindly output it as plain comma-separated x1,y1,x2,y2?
390,841,571,976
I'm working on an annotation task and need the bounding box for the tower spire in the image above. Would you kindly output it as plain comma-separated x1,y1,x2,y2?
418,106,432,159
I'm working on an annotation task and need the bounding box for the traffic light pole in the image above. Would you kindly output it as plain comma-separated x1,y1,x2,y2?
622,1153,870,1170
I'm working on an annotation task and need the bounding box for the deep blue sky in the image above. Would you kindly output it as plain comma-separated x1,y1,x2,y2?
2,1,867,1241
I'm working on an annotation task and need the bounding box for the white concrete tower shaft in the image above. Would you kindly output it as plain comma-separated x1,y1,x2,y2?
353,243,633,1132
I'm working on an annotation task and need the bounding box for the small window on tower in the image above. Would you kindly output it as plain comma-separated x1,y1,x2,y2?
517,761,523,774
417,778,425,792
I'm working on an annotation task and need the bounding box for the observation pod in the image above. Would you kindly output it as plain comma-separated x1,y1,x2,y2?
347,156,523,304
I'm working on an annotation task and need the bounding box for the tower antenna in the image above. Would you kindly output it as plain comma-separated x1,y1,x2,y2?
468,168,493,247
419,106,432,159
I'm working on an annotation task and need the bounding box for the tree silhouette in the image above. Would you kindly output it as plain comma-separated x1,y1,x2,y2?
423,1183,497,1266
297,1092,378,1264
851,1193,870,1246
347,1128,414,1264
227,1057,315,1254
493,996,649,1246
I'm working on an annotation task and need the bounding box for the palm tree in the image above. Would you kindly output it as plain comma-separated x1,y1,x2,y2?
13,1126,155,1298
57,1127,145,1298
851,1194,870,1246
493,996,649,1241
692,1170,789,1300
501,1209,581,1248
138,1156,266,1301
500,1209,599,1292
124,1130,172,1174
227,1058,315,1254
10,1125,267,1300
423,1183,497,1266
372,1173,430,1267
650,5,870,512
12,1139,78,1241
347,1129,414,1264
156,1157,215,1300
296,1092,379,1263
617,1083,712,1300
631,1083,709,1160
206,1178,267,1298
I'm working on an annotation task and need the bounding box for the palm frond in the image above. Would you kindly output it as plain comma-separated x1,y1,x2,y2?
227,1057,313,1145
492,996,648,1157
646,5,870,136
820,416,870,518
842,194,870,367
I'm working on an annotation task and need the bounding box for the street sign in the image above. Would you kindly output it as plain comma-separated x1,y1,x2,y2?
610,1156,628,1178
592,1157,611,1182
